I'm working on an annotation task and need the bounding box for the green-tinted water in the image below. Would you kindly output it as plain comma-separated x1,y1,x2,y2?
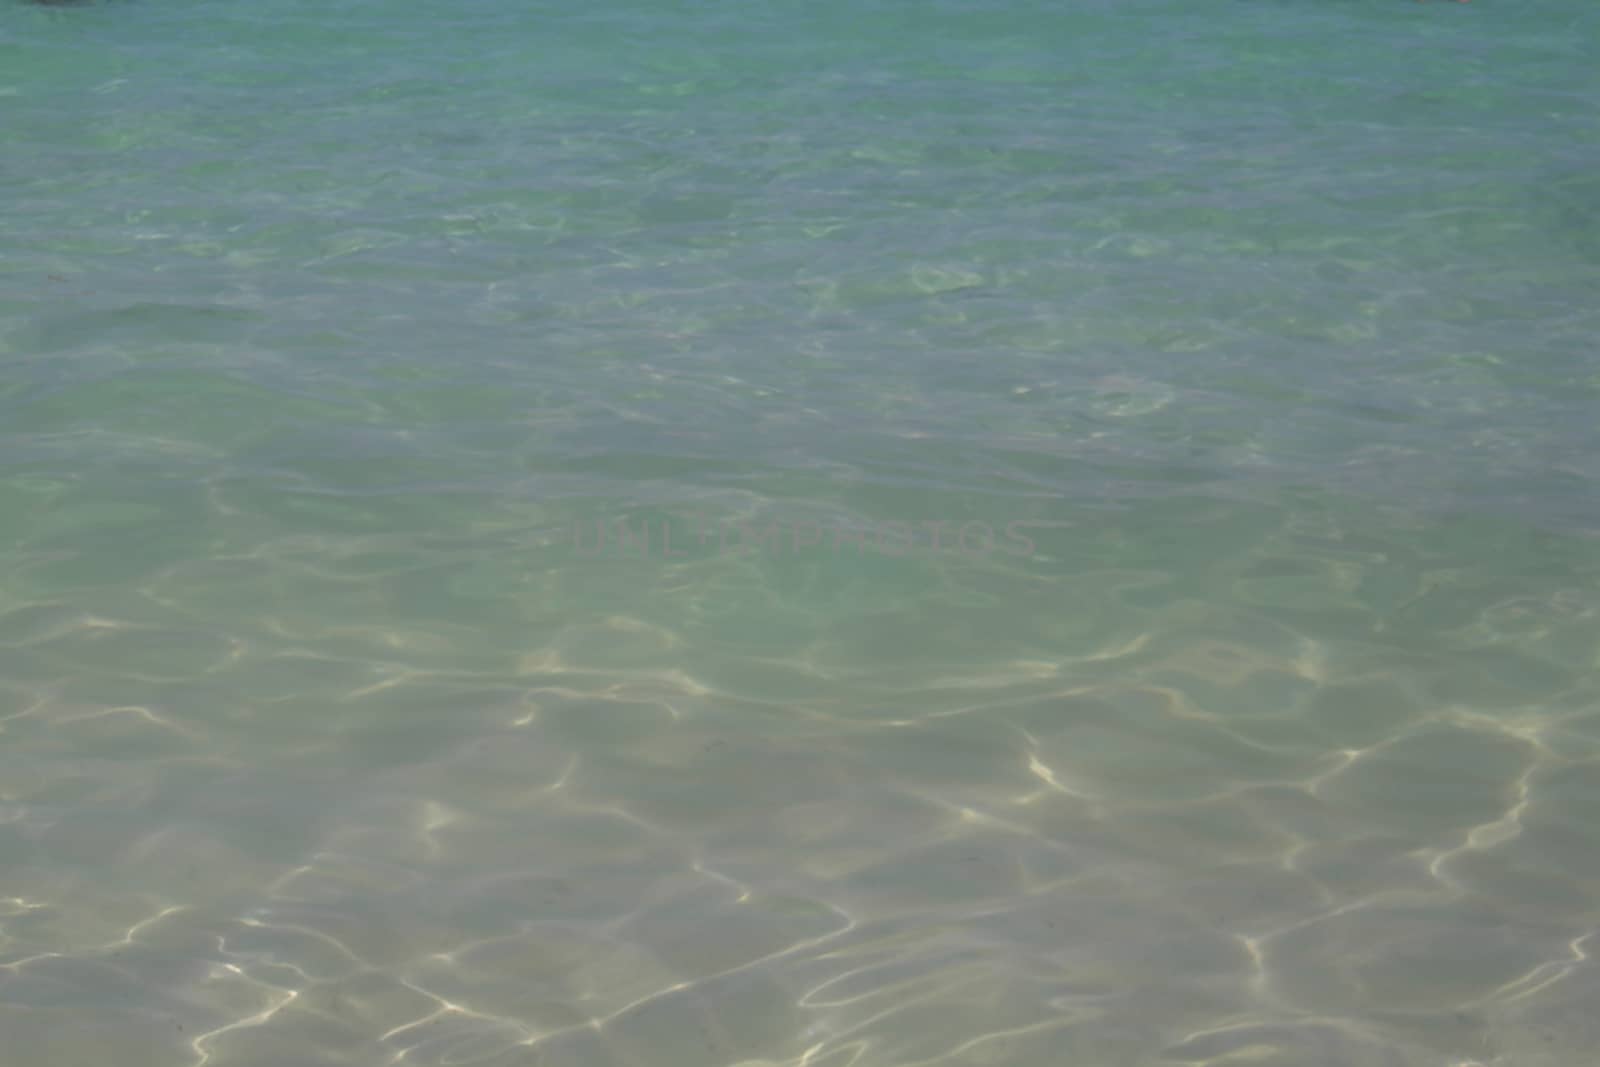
3,1,1599,1064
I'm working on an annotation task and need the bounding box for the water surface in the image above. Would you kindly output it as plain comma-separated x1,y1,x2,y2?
3,1,1599,1064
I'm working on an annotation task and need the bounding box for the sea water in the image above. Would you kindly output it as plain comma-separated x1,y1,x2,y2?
2,0,1598,1064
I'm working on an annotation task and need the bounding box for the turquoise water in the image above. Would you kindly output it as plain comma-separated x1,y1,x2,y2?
3,0,1599,1063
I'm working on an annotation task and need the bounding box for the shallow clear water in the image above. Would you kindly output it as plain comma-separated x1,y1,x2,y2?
3,0,1599,1064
